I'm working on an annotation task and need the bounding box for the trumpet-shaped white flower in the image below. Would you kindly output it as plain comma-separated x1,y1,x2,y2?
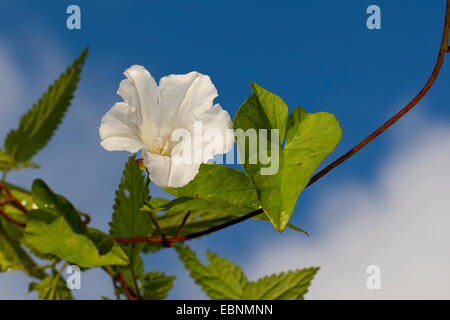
100,65,234,188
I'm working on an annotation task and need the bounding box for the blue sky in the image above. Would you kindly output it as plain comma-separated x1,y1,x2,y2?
1,1,450,299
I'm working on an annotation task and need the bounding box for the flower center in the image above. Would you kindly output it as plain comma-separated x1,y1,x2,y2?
150,135,174,157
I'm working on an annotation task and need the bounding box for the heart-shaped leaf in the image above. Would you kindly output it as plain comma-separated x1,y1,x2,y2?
234,83,342,231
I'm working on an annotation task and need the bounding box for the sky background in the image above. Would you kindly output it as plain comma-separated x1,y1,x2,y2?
1,0,450,299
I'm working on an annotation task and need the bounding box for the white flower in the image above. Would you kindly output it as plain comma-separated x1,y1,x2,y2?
99,65,234,188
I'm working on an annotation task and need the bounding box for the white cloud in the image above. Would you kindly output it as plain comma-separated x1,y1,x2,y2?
0,39,25,138
245,121,450,299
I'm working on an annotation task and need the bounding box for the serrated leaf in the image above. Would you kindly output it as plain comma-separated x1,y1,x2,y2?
176,245,318,300
0,149,10,170
142,271,176,300
24,179,128,267
243,268,319,300
176,245,246,300
109,156,152,259
29,273,73,300
0,149,39,171
118,254,144,285
142,241,164,254
234,83,342,231
3,47,88,165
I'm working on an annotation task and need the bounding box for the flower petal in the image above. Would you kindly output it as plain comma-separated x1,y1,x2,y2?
121,65,160,148
167,161,200,188
158,72,218,134
99,102,144,153
117,79,140,113
197,103,234,162
142,151,171,187
142,150,200,188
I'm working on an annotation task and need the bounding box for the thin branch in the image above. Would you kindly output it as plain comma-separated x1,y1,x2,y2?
307,0,450,187
147,211,169,247
0,182,28,214
118,272,138,300
0,198,13,206
0,207,26,228
114,209,264,244
80,213,91,225
113,0,450,245
174,211,191,238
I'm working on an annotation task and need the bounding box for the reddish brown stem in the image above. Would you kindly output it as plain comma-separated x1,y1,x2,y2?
114,209,264,245
80,213,91,225
118,272,138,300
114,1,450,245
307,0,450,187
0,182,28,214
147,211,169,246
174,211,191,238
0,183,91,229
0,207,26,228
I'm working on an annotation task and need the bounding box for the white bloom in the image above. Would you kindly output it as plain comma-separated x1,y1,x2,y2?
99,65,234,188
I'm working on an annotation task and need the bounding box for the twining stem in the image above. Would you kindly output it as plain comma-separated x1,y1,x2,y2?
114,209,264,246
0,182,28,213
1,5,449,293
148,211,169,246
0,1,448,302
0,207,26,228
307,0,450,187
118,272,138,300
102,266,135,300
114,0,450,245
174,211,191,238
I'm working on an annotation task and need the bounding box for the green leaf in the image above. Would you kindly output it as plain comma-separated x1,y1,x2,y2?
109,156,152,258
165,164,260,208
0,182,33,234
24,179,128,267
0,183,48,275
0,223,44,278
29,273,73,300
146,164,306,237
25,211,129,268
152,164,259,237
176,245,318,300
176,245,246,300
143,198,252,237
0,149,10,170
31,179,85,233
233,82,289,146
0,149,39,171
252,214,309,235
118,254,144,285
3,47,88,165
142,271,176,300
243,268,319,300
234,83,342,231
